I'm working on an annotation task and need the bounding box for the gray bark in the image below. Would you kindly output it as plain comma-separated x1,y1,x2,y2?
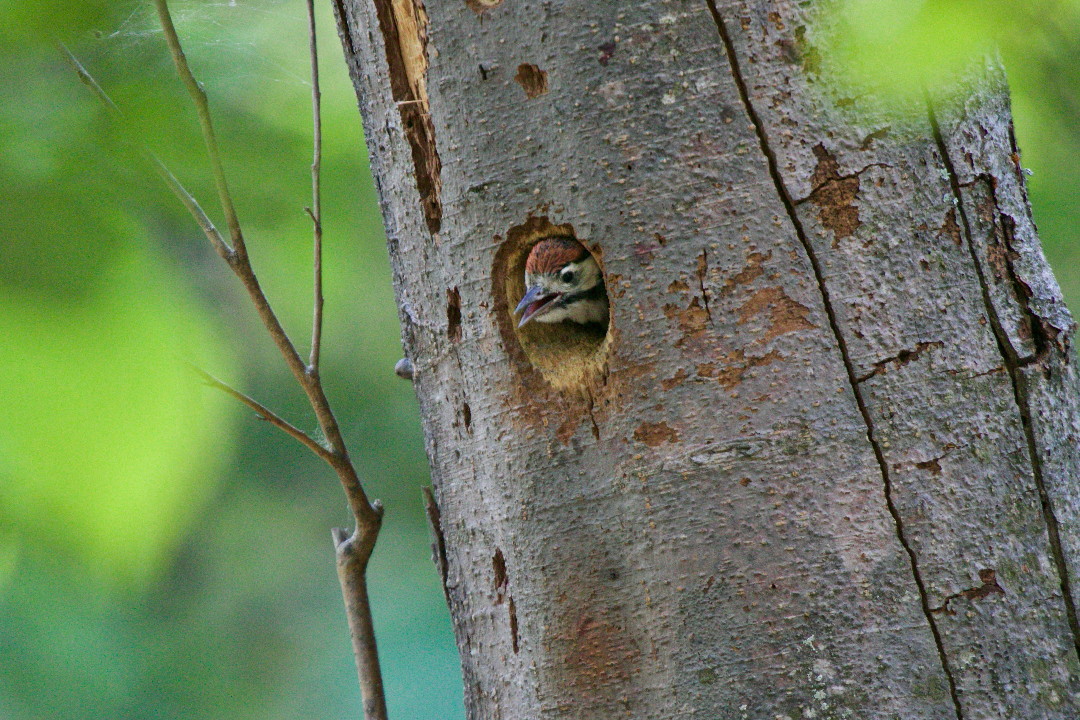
333,0,1080,717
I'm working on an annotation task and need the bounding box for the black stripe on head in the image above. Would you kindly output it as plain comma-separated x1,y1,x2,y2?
556,278,607,307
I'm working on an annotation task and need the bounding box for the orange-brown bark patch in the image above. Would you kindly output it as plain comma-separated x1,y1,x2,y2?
465,0,503,11
720,251,771,295
565,615,641,694
940,208,963,246
737,287,816,341
808,144,860,243
700,349,781,389
986,237,1018,282
515,63,549,98
915,458,942,475
633,421,679,447
555,415,580,444
660,367,689,390
676,297,710,338
605,272,626,298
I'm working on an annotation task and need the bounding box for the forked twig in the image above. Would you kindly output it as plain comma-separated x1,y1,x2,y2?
301,4,387,715
66,3,388,718
147,0,378,524
191,366,334,464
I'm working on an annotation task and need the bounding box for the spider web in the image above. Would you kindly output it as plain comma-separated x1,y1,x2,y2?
83,0,312,93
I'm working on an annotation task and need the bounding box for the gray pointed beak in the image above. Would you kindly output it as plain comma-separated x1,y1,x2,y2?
515,285,558,327
514,284,545,315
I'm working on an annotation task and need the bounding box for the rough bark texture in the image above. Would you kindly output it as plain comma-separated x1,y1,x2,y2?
334,0,1080,717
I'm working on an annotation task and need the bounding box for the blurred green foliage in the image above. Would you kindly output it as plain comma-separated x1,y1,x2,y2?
0,1,1076,718
823,0,1080,303
1,1,460,718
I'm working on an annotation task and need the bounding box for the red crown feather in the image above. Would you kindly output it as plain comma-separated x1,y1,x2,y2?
524,236,589,275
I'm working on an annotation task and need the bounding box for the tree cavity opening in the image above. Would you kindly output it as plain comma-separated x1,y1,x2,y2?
493,217,613,393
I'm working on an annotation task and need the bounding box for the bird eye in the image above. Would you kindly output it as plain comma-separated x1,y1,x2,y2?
560,267,576,283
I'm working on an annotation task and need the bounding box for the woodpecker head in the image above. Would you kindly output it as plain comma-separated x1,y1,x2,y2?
514,237,609,328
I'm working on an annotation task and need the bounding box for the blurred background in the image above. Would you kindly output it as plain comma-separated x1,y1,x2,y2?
0,1,1076,718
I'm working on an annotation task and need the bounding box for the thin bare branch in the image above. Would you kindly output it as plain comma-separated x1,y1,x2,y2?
68,8,388,718
307,0,325,373
69,7,378,526
150,1,322,400
72,13,386,713
152,0,245,253
334,525,388,720
191,366,335,463
60,45,233,260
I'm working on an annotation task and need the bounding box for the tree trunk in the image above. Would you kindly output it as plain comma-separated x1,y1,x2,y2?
333,0,1080,717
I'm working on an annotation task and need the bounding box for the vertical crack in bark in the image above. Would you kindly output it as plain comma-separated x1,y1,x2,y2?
422,487,451,603
704,4,963,716
927,101,1080,661
493,546,508,604
447,286,463,341
330,0,357,58
508,595,520,653
697,249,713,322
584,386,602,441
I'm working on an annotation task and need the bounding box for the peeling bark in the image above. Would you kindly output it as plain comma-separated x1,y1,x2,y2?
366,0,442,232
334,0,1080,717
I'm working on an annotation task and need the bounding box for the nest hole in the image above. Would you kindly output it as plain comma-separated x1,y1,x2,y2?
493,217,613,393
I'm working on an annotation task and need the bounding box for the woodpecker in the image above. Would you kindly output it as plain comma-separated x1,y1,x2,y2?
514,236,609,328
